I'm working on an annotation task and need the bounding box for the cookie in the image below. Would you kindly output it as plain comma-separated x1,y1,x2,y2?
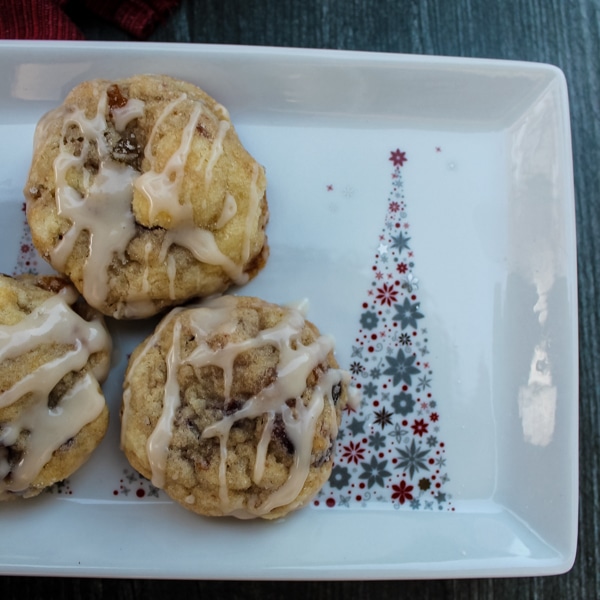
0,274,111,500
121,295,349,519
25,74,269,319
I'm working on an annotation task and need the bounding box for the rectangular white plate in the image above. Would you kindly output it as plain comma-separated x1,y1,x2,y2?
0,41,577,579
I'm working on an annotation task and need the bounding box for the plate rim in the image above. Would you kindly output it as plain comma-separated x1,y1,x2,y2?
0,40,578,579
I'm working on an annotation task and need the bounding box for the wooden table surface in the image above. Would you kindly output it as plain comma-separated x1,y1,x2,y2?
3,0,599,598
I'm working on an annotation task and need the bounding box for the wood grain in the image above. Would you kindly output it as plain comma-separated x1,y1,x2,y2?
6,0,599,598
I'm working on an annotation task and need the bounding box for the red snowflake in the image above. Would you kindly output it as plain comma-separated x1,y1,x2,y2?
376,283,398,306
397,262,408,274
430,412,439,422
391,480,414,504
389,149,407,167
341,441,365,465
411,418,429,437
375,271,384,281
389,201,400,212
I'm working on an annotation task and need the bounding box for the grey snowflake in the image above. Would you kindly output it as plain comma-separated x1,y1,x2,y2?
360,310,379,330
390,231,411,252
147,485,161,498
348,417,366,436
329,465,351,489
392,298,424,330
362,381,378,399
426,435,438,447
395,439,430,478
368,430,386,450
417,375,432,390
369,366,382,379
338,494,351,507
390,423,409,443
392,391,416,416
358,456,392,489
124,469,137,483
383,348,420,386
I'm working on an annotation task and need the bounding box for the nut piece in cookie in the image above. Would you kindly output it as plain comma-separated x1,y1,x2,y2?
25,74,269,319
121,295,349,520
0,274,111,500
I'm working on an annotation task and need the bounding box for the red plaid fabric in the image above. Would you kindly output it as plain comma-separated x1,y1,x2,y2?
0,0,180,39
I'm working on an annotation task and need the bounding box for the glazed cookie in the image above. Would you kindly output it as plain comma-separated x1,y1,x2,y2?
121,295,349,519
0,274,111,500
25,75,269,319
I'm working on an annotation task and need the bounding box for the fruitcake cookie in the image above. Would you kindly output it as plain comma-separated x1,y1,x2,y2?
24,74,269,319
0,274,111,500
121,295,349,519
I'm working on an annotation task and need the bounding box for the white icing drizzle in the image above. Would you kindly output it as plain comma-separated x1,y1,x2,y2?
111,98,145,132
0,286,110,496
242,163,263,266
144,94,186,165
203,119,230,190
145,319,184,489
141,241,153,295
161,226,248,285
126,297,346,518
166,253,178,300
215,194,237,229
135,99,203,227
51,85,138,313
214,103,230,120
120,307,184,452
140,99,251,285
47,82,264,318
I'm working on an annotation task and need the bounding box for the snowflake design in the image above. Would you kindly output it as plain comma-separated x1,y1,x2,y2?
316,148,452,512
45,479,73,496
112,468,164,500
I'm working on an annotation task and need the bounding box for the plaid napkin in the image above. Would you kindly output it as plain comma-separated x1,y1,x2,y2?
0,0,180,40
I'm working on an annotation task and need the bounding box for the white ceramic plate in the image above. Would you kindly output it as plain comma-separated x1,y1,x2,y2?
0,41,577,579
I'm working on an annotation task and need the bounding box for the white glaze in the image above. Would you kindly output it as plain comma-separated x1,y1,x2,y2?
0,286,110,496
203,119,230,190
125,297,347,518
134,99,203,227
45,82,265,318
111,98,145,132
51,84,138,313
